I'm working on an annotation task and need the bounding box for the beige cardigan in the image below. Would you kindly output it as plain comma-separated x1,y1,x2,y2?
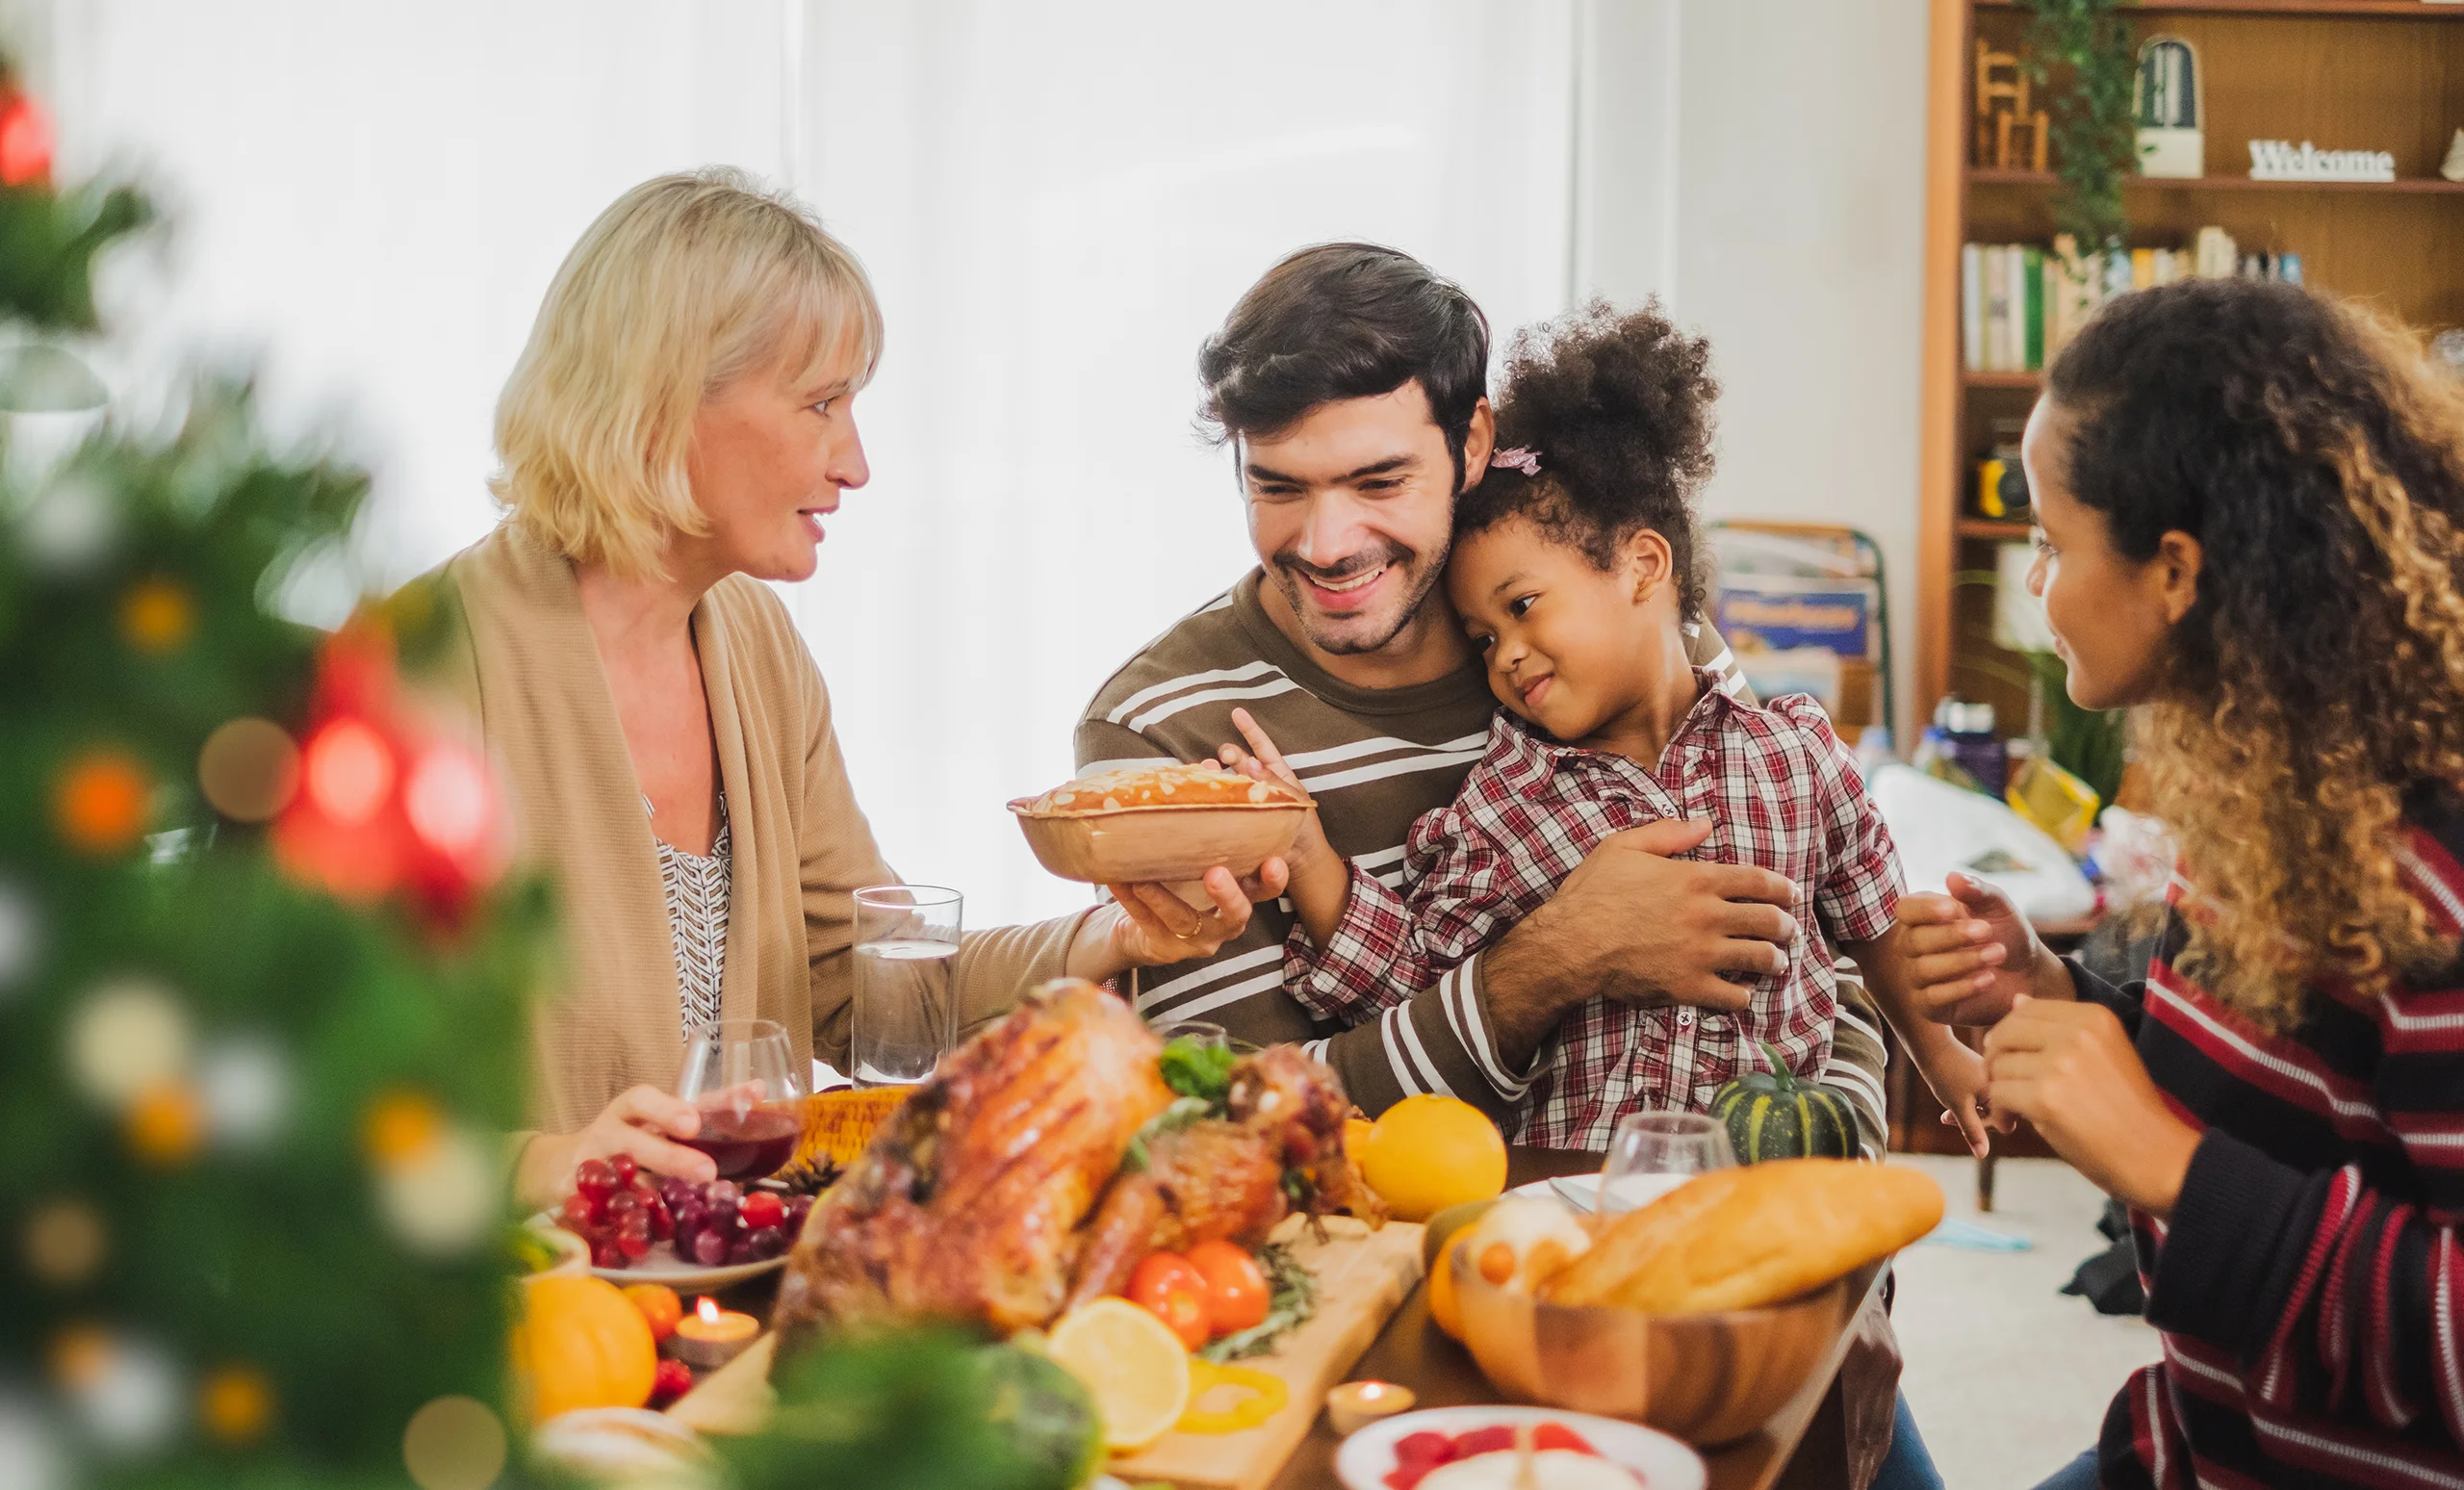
431,524,1096,1135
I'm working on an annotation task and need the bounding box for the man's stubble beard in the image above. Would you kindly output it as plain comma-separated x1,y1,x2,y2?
1272,542,1451,657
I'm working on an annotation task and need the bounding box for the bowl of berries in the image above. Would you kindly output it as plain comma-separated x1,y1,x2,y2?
544,1155,816,1291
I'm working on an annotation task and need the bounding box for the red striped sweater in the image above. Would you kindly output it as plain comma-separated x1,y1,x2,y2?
2077,790,2464,1489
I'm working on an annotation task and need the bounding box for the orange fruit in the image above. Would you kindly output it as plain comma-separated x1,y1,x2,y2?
510,1274,656,1422
1356,1094,1507,1222
622,1284,682,1343
1426,1229,1475,1342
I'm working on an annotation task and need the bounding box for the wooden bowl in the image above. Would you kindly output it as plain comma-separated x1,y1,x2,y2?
1009,791,1309,887
1450,1247,1865,1446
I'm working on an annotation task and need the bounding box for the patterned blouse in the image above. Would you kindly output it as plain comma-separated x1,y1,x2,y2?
650,793,731,1034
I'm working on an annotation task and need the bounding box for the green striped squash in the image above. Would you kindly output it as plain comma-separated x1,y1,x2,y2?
1710,1042,1857,1163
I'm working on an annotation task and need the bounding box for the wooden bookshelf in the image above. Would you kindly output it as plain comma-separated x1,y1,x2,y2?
1915,0,2464,735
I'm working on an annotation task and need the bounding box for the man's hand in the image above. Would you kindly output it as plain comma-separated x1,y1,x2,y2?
1985,995,2199,1217
1544,818,1799,1011
1088,861,1291,973
1476,818,1800,1073
1896,872,2072,1025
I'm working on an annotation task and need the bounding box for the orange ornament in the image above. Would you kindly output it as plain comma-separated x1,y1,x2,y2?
621,1283,683,1343
120,578,195,655
361,1090,443,1171
125,1080,204,1165
200,1365,275,1444
510,1274,658,1422
54,751,151,854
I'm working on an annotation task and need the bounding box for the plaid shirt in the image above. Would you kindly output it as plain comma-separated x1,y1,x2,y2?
1285,672,1903,1148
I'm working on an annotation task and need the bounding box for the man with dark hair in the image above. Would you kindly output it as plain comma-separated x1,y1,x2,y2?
1079,240,1935,1490
1075,244,1893,1146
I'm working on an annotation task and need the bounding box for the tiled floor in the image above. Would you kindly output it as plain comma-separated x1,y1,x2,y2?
1887,1155,2161,1490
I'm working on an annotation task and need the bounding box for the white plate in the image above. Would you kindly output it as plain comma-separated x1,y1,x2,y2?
1334,1406,1706,1490
529,1215,788,1292
1507,1173,1689,1215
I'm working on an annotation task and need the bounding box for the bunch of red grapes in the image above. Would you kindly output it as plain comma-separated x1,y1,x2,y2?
555,1155,813,1270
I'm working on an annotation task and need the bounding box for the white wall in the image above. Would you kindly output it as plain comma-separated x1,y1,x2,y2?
1574,0,1932,744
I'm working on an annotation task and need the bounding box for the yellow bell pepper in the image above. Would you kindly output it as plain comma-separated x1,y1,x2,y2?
1175,1359,1287,1434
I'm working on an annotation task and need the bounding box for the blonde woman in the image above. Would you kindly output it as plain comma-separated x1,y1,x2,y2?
433,169,1284,1208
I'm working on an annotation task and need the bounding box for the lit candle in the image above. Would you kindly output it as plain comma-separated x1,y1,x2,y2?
668,1296,759,1370
1325,1380,1416,1436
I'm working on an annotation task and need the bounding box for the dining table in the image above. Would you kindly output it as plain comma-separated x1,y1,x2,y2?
678,1143,1880,1490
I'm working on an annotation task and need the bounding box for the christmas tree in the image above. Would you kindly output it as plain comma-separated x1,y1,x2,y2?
0,74,558,1490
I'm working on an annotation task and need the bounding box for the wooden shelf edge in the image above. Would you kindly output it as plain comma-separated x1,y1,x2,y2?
1957,519,2036,540
1975,0,2464,16
1970,168,2464,193
1964,371,2042,390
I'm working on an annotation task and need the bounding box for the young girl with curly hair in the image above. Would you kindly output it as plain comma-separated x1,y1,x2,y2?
1900,278,2464,1488
1223,300,1991,1154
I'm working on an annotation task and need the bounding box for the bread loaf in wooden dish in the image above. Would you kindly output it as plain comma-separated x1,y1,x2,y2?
1541,1159,1942,1314
1010,762,1312,887
1016,761,1309,815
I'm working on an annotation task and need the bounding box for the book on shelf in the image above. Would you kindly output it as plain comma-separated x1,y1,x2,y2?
1959,226,2303,375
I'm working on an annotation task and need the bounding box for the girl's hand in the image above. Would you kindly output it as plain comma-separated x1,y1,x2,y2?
1895,872,2072,1025
515,1084,716,1210
1983,995,2200,1217
1219,707,1355,943
1219,707,1335,878
1100,861,1289,968
1908,1030,2003,1158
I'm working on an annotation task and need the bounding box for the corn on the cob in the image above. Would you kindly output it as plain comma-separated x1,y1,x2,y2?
784,1087,909,1176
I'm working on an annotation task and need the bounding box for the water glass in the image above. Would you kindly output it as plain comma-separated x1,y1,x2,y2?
852,885,962,1088
1149,1017,1228,1047
1598,1110,1736,1214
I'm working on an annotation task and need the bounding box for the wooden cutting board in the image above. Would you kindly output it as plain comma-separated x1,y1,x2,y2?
670,1215,1426,1490
1112,1215,1424,1490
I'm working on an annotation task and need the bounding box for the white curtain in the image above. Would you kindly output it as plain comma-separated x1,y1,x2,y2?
39,0,1575,927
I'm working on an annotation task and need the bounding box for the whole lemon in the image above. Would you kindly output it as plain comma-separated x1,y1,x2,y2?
1357,1094,1507,1222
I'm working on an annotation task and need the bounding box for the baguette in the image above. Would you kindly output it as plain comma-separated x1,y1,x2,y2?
1540,1159,1942,1314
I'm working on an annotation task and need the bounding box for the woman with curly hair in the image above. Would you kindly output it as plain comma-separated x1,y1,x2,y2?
1900,278,2464,1489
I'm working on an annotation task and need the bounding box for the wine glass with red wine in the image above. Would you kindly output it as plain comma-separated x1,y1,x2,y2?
674,1018,806,1181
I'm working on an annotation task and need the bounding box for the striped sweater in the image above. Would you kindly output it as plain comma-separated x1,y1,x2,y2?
2075,789,2464,1489
1076,569,1894,1141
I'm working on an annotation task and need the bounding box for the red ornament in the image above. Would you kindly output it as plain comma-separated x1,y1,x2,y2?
271,624,510,924
0,92,54,188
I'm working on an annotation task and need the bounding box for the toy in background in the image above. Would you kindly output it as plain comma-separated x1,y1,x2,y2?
1913,701,2009,800
1972,420,2029,523
2132,36,2202,179
2088,807,2175,915
1974,39,2049,171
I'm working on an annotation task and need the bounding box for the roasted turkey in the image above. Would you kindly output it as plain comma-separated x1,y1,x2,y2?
772,978,1379,1345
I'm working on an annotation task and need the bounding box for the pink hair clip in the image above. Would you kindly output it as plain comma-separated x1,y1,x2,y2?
1490,447,1541,476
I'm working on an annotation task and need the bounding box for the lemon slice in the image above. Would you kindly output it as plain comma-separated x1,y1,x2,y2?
1044,1298,1193,1452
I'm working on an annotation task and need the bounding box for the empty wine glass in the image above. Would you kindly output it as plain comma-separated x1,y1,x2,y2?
674,1017,806,1181
1598,1111,1735,1214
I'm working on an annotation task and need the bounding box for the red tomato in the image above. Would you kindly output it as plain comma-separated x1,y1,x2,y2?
1184,1239,1270,1335
1126,1252,1214,1349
